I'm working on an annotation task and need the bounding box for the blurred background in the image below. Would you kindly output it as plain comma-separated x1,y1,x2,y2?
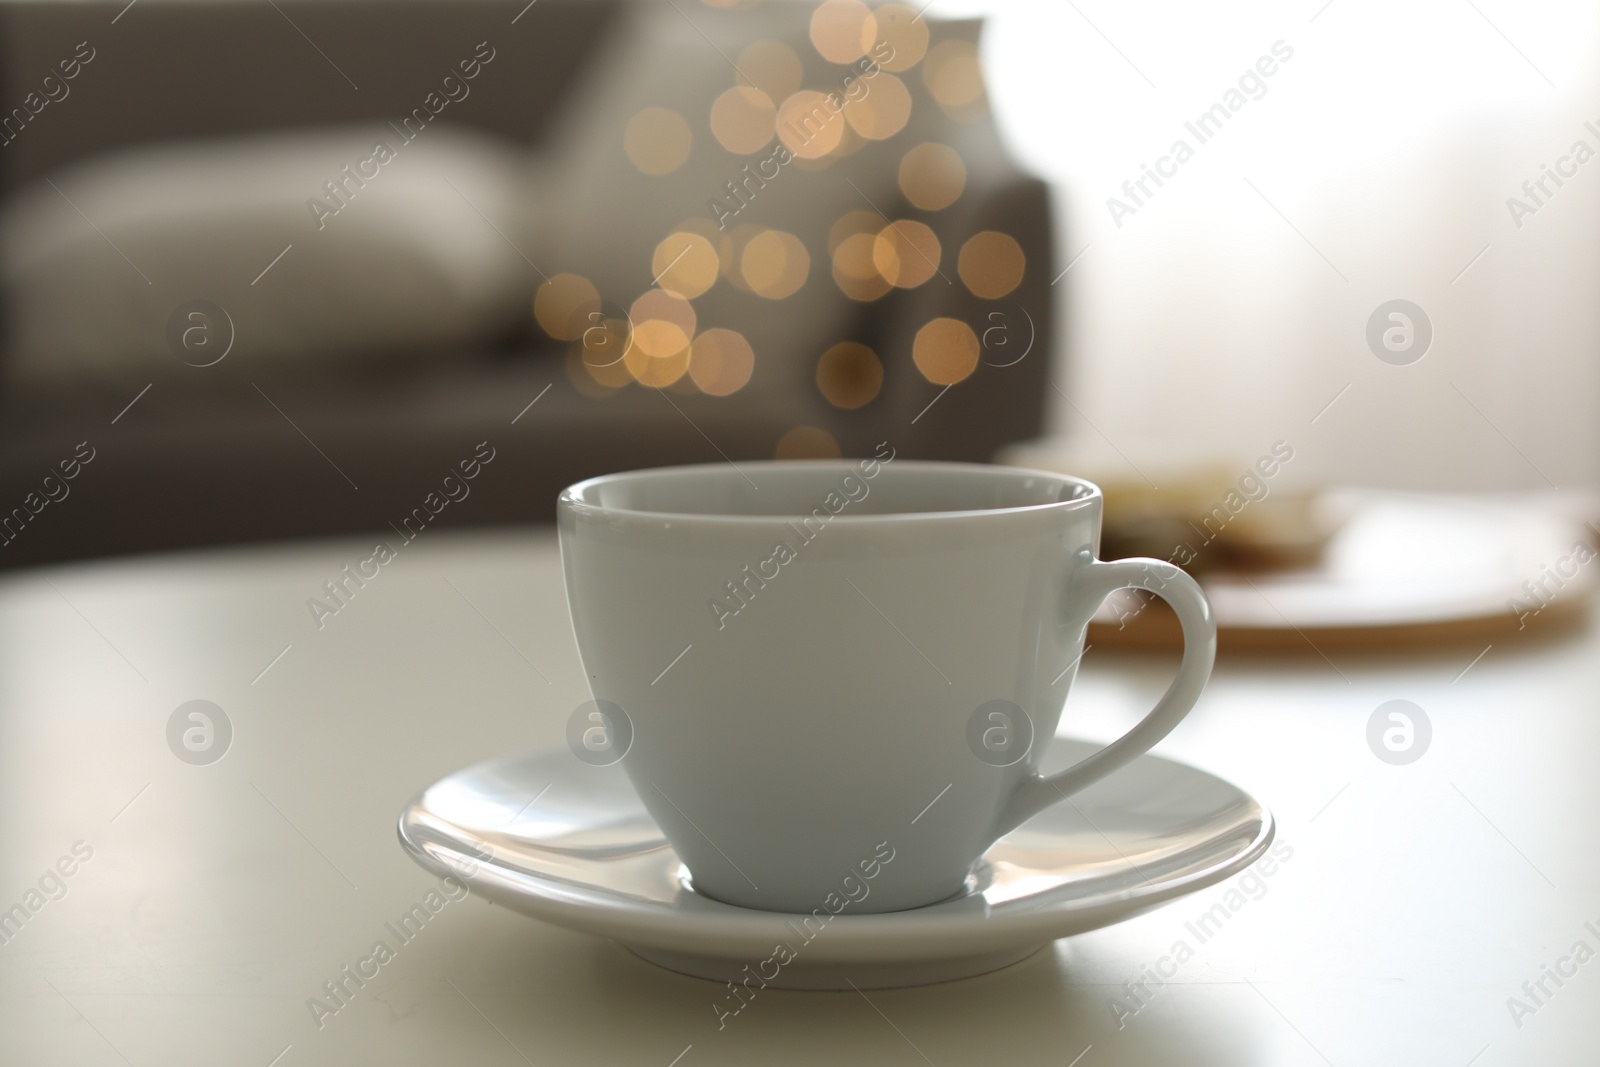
973,0,1600,493
1,0,1595,649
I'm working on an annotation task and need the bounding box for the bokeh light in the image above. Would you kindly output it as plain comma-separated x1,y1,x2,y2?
624,107,692,175
652,232,720,299
710,86,778,154
860,3,928,72
720,223,766,292
822,120,865,162
737,39,804,102
816,342,883,409
567,339,632,395
624,342,691,388
831,230,892,301
922,40,986,118
809,0,875,65
957,230,1026,299
629,289,697,357
777,91,846,159
576,314,633,373
776,425,842,459
741,229,810,299
913,317,980,384
898,142,966,210
872,220,941,288
829,210,883,253
535,273,600,341
690,328,756,396
842,72,911,140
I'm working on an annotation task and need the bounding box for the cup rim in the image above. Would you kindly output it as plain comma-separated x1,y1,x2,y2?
559,460,1102,525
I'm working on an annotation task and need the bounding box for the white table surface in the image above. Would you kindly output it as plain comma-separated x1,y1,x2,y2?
2,528,1596,1067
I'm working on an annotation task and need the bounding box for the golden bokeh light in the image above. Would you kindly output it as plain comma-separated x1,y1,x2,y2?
809,0,875,64
898,142,966,211
831,231,892,301
652,232,720,299
913,317,980,385
629,289,697,357
670,217,738,295
860,3,929,72
829,210,883,253
710,86,778,155
567,340,632,396
674,216,725,245
923,40,986,116
720,224,766,292
534,273,600,341
792,134,850,169
624,342,691,388
822,119,865,161
631,321,691,361
624,107,692,175
816,342,883,409
741,229,810,299
690,328,756,396
841,72,911,141
738,39,804,102
576,314,633,373
872,220,941,288
776,425,842,460
958,230,1026,299
777,91,846,159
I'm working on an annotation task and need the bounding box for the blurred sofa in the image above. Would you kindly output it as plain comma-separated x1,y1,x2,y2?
0,0,1055,569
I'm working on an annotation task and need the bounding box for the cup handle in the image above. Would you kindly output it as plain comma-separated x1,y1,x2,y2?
992,553,1216,837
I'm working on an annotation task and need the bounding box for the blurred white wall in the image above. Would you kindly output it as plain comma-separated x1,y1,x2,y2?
934,0,1600,491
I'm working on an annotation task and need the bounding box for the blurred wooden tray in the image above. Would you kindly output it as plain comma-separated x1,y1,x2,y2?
1089,491,1597,653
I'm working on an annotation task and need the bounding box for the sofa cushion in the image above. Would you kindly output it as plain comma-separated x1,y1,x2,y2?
1,123,537,388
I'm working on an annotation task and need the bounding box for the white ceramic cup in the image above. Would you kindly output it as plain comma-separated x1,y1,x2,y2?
558,458,1215,914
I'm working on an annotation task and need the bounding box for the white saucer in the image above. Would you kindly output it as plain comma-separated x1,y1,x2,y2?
397,739,1273,990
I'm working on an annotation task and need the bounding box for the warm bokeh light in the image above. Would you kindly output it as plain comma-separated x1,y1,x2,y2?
923,40,986,117
737,39,804,102
831,231,892,301
534,273,600,341
898,142,966,211
673,216,725,245
841,72,911,141
775,425,842,459
741,229,810,299
624,107,692,175
629,289,696,357
913,317,980,384
809,0,875,65
652,232,720,299
828,210,883,253
777,91,846,159
860,3,928,72
567,340,632,395
689,328,756,396
816,342,883,409
957,230,1026,299
720,223,765,292
624,342,691,388
872,220,941,288
709,86,778,155
667,219,735,295
576,314,633,372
